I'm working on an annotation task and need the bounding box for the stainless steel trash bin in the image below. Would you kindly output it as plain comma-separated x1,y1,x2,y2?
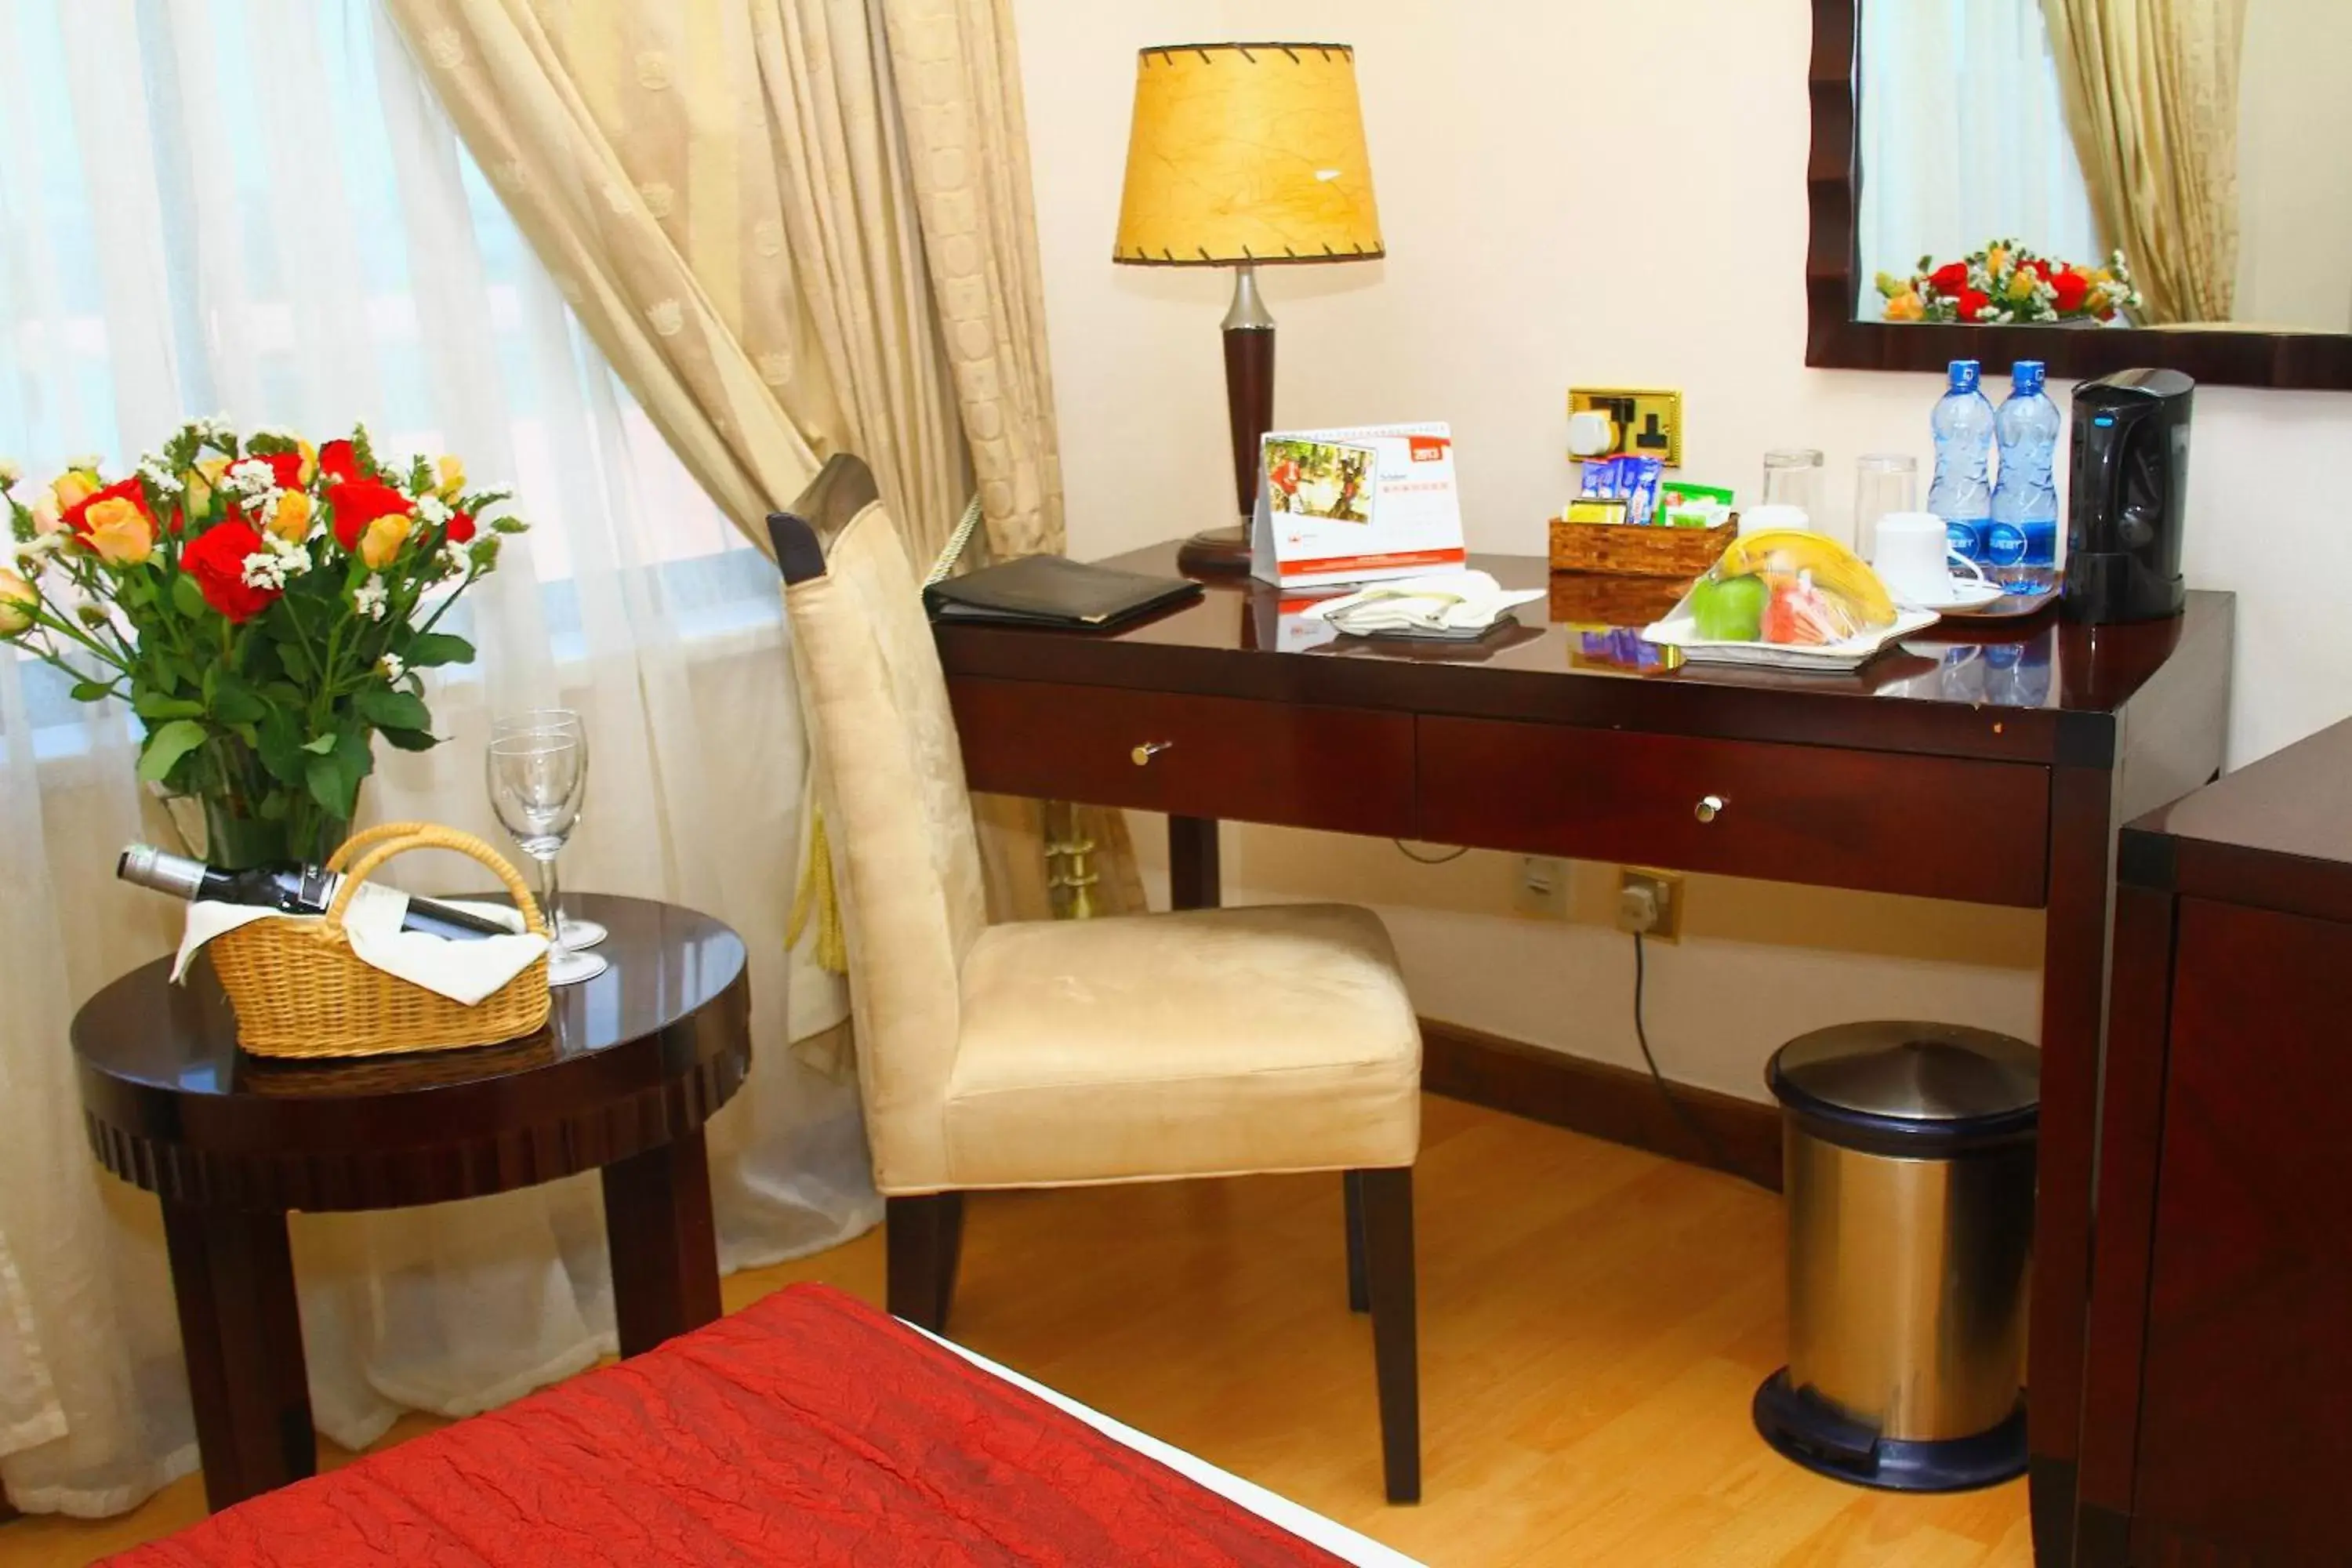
1752,1021,2039,1492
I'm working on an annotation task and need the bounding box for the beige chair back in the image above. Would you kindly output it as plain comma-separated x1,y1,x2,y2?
777,465,986,1192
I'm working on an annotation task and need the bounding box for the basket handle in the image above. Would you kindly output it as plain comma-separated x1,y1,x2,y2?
327,821,440,873
325,826,550,938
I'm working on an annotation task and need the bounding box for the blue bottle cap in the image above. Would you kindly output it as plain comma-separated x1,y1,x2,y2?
2013,361,2046,396
1948,361,1982,394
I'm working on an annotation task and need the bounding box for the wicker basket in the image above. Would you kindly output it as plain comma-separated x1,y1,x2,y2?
208,822,553,1059
1548,517,1737,579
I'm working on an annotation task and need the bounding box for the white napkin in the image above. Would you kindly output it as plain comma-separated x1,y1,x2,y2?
1301,570,1545,637
172,889,550,1007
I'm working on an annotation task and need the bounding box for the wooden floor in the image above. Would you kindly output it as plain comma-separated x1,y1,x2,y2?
2,1095,2031,1566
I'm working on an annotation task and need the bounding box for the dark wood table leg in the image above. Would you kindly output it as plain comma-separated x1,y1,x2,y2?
160,1199,314,1512
2027,763,2119,1568
1170,816,1221,910
604,1128,724,1359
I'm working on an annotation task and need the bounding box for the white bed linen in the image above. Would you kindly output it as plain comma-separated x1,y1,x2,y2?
921,1330,1425,1568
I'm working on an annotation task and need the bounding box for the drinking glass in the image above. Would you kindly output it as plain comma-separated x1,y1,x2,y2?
487,732,608,985
1853,453,1920,562
491,710,608,950
1761,448,1827,532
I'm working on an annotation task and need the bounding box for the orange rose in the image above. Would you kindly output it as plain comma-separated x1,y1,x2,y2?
82,495,156,564
0,569,35,635
267,489,313,542
51,471,98,510
360,511,411,568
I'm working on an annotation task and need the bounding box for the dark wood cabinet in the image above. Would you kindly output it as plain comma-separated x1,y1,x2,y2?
2082,720,2352,1566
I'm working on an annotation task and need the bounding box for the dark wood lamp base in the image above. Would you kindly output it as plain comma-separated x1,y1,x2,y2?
1177,525,1254,576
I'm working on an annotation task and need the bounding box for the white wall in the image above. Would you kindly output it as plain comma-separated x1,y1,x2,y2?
1011,0,2352,1100
2235,0,2352,331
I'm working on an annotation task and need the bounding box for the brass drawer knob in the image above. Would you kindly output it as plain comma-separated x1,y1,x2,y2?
1131,741,1172,767
1695,794,1726,825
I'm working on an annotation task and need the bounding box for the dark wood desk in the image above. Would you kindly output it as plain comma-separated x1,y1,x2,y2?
935,547,2234,1566
2083,720,2352,1566
72,894,750,1512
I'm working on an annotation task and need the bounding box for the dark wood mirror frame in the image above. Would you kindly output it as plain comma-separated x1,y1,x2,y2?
1806,0,2352,392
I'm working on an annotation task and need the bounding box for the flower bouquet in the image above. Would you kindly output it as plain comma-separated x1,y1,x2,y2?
1877,239,2144,326
0,419,524,868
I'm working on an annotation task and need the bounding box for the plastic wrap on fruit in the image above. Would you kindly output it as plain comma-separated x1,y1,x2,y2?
1687,530,1899,644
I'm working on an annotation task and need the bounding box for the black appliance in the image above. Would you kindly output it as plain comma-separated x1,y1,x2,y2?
2062,368,2194,624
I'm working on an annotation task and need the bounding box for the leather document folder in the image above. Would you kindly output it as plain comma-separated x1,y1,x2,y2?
924,555,1202,630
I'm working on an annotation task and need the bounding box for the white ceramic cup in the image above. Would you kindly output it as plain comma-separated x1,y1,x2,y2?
1872,511,1987,605
1739,503,1811,538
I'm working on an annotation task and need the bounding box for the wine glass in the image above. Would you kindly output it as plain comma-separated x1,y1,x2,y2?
490,710,607,950
486,731,608,986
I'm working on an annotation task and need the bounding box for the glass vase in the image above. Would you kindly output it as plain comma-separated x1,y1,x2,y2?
199,792,352,872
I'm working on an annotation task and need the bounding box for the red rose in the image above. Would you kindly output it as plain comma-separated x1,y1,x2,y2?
2027,259,2054,281
328,477,415,551
180,520,277,623
2052,270,2091,314
445,510,477,544
61,477,157,539
1958,289,1993,321
260,451,307,491
318,439,361,484
1929,262,1970,295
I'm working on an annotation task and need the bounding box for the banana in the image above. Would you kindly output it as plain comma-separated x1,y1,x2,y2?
1715,530,1898,630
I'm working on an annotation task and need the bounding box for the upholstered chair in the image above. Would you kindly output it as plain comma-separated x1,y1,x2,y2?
771,456,1425,1502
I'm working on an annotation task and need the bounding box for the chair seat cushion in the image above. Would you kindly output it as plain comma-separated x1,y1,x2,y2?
942,904,1421,1188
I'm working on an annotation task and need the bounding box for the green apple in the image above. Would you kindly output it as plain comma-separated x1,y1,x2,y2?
1691,574,1769,641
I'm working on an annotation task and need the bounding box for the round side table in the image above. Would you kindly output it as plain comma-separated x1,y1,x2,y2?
71,893,750,1513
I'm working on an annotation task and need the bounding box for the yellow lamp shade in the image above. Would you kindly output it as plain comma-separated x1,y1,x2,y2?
1113,42,1382,267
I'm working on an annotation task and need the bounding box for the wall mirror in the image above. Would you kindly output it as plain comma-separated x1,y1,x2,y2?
1809,0,2352,389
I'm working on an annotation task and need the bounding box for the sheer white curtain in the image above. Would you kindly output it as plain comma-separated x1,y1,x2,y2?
0,0,874,1518
1857,0,2106,314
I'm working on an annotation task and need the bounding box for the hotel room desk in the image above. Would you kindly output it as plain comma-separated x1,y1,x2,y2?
933,546,2234,1567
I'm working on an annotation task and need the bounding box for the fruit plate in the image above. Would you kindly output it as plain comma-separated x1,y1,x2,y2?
1641,601,1943,672
1931,581,2060,619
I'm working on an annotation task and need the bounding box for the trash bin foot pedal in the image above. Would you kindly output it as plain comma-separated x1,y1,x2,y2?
1751,1369,2027,1494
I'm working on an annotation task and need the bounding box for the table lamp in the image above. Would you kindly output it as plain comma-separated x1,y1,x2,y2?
1114,42,1384,574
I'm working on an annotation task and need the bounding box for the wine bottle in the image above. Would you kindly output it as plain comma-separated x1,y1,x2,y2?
117,844,516,943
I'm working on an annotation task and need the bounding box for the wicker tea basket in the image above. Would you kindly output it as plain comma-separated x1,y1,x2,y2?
207,821,554,1059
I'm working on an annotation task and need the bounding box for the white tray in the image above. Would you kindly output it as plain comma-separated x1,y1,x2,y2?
1641,598,1942,673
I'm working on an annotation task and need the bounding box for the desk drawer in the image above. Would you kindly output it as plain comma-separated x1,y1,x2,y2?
949,677,1416,836
1419,717,2049,907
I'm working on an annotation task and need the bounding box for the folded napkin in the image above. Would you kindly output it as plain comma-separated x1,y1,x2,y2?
1300,570,1546,639
172,890,549,1007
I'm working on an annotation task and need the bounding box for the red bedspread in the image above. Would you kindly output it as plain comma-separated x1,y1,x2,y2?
106,1283,1351,1567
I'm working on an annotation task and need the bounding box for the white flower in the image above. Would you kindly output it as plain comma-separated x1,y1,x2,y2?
249,423,298,444
379,652,406,684
201,414,234,440
65,453,103,473
416,492,452,526
354,573,389,622
224,459,277,499
136,456,183,495
439,539,472,577
0,459,20,488
241,550,284,590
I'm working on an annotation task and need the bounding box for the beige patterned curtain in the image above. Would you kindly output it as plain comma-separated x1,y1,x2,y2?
2041,0,2249,325
383,0,1141,926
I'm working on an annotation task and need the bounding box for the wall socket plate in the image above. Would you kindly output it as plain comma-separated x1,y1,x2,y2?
1511,855,1571,920
1616,866,1686,942
1568,387,1684,468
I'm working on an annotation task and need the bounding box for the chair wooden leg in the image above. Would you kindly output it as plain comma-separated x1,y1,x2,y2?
1344,1171,1370,1313
886,1192,965,1333
1356,1166,1421,1503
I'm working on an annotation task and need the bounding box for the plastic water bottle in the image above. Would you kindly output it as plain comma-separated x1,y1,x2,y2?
1928,360,1996,564
1988,361,2062,592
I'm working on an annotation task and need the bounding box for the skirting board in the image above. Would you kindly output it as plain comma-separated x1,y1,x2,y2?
1420,1018,1784,1192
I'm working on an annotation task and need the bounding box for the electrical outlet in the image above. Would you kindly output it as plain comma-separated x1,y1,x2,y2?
1615,866,1686,942
1567,387,1685,467
1511,855,1571,920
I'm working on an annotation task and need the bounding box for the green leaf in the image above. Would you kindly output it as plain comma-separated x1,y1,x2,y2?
256,710,308,786
334,724,376,786
377,725,441,753
490,517,528,535
209,674,267,724
170,572,209,621
302,733,338,755
137,719,209,785
305,753,351,818
69,680,117,703
132,691,204,720
403,632,474,669
355,686,430,731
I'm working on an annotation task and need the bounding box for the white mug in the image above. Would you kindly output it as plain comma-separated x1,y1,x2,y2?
1872,511,1987,605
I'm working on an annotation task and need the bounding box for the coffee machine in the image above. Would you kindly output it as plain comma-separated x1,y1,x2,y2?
2061,368,2194,624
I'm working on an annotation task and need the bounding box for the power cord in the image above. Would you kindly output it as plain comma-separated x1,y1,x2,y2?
1391,840,1469,865
1632,931,1776,1192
